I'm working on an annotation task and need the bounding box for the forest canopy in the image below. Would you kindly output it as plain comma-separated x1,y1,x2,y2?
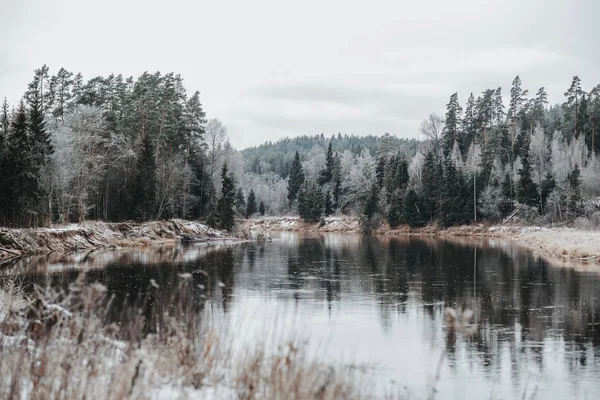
0,67,598,229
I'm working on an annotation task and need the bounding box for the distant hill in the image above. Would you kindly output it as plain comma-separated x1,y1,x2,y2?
241,133,423,178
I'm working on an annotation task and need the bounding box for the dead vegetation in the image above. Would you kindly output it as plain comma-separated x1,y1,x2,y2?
0,272,368,399
0,219,237,261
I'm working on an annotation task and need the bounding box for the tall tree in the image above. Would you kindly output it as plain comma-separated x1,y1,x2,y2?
564,76,583,141
442,93,462,157
216,163,236,230
297,181,323,222
245,189,257,218
516,135,538,208
507,76,528,153
132,132,157,220
318,140,334,185
461,93,476,155
287,151,305,206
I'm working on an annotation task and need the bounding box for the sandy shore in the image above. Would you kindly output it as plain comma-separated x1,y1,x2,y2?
241,217,600,269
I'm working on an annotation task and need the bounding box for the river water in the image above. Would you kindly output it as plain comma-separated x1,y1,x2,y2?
7,233,600,399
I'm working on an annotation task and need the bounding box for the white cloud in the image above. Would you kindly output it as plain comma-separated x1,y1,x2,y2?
0,0,598,149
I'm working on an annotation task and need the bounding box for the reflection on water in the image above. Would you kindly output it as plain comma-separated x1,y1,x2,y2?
6,233,600,399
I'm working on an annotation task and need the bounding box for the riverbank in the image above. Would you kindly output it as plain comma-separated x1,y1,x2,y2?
240,217,600,268
0,219,237,261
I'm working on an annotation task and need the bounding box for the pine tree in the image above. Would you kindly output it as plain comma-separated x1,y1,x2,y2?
507,76,528,154
442,93,463,157
493,87,505,125
287,151,304,206
461,93,476,155
258,200,266,216
564,76,583,141
132,133,157,220
318,141,334,185
216,163,236,230
245,189,257,218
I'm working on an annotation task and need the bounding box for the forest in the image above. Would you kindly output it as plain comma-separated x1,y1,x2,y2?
0,66,599,230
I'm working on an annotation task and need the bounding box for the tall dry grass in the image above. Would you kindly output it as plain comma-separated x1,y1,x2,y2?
0,272,369,399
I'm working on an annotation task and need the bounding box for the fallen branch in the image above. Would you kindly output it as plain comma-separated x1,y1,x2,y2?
0,246,20,256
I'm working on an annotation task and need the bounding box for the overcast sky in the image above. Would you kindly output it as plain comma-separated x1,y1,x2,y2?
1,0,599,149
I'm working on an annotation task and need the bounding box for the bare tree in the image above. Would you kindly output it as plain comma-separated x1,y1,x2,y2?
205,118,228,186
420,113,444,151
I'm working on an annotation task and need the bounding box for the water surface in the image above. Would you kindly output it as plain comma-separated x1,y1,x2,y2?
7,233,600,399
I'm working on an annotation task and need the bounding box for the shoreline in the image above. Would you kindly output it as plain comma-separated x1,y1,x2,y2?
241,217,600,269
0,219,239,261
2,216,598,270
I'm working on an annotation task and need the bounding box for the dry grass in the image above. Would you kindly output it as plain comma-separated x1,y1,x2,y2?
0,273,369,400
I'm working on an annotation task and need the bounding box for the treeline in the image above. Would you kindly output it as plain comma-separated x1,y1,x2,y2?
0,65,240,229
241,133,421,178
282,76,600,227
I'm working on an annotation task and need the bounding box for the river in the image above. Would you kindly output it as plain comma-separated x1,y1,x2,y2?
7,233,600,399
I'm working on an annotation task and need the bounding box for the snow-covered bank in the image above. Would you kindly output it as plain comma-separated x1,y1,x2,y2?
241,217,600,268
0,219,237,260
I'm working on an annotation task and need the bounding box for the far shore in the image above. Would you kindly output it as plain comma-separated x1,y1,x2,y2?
2,216,599,271
241,216,600,269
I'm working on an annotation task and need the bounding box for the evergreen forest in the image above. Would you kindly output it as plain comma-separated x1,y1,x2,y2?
1,66,599,230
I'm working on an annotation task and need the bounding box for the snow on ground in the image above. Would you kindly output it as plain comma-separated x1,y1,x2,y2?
514,227,600,264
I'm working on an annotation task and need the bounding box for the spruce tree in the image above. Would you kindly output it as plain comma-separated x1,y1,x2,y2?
5,102,40,226
216,163,236,230
297,181,323,222
287,151,304,206
421,150,443,221
363,183,379,220
403,189,425,227
387,190,404,227
245,189,257,218
375,156,386,188
516,147,538,208
258,200,266,216
318,141,334,185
